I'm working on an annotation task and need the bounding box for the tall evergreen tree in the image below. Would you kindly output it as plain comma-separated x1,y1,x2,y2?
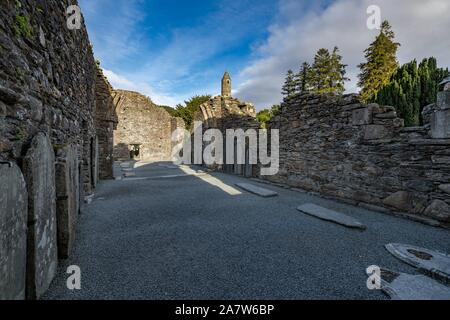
330,46,349,94
310,47,348,94
358,20,400,102
282,70,297,101
295,62,312,93
374,57,449,126
311,48,333,94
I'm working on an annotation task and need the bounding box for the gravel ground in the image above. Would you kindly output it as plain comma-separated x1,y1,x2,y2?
43,162,450,300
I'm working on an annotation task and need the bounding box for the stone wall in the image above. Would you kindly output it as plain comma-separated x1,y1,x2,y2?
0,0,114,299
95,67,118,179
266,93,450,227
194,95,259,175
113,90,184,161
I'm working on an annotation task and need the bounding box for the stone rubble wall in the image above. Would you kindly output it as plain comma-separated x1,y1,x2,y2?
95,67,118,179
265,93,450,226
195,96,260,175
112,90,185,161
0,0,115,299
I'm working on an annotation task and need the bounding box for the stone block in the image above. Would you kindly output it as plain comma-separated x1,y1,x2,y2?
23,133,58,299
0,163,28,300
382,191,412,212
437,91,450,109
438,184,450,194
364,125,391,140
55,144,79,259
352,108,372,125
424,200,450,222
431,109,450,138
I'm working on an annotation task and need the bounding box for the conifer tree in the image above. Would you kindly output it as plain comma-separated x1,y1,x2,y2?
358,20,400,102
330,46,349,94
282,70,297,101
311,48,333,94
295,62,312,93
374,57,449,126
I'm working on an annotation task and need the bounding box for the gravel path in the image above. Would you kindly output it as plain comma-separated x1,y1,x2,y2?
43,162,450,300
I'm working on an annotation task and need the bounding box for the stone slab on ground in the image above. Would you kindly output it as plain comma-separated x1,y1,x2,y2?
120,162,131,168
235,183,278,198
123,172,136,177
377,268,450,300
385,243,450,284
297,203,366,230
0,162,28,300
23,133,58,299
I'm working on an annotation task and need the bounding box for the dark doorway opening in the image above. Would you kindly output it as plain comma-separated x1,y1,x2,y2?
130,144,141,160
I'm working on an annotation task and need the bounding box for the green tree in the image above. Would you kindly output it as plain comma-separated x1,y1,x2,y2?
310,47,348,94
256,104,281,129
330,46,349,94
374,57,449,126
282,70,297,101
173,95,211,129
295,62,312,93
311,48,332,94
358,20,401,102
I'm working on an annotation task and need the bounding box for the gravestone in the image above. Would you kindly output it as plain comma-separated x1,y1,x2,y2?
23,133,58,299
0,163,28,300
55,144,79,259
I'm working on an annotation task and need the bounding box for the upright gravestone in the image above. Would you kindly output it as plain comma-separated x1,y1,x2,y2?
55,144,79,259
0,163,28,300
431,88,450,139
23,133,58,299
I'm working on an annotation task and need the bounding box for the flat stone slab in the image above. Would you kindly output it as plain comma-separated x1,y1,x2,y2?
157,164,179,169
23,133,58,299
297,203,366,230
386,243,450,283
120,162,131,168
123,172,136,177
375,268,450,300
0,162,28,300
235,183,278,198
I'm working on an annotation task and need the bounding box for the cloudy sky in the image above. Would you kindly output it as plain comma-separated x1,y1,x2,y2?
79,0,450,109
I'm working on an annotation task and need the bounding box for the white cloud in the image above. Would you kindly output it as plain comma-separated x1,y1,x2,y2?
102,69,180,107
235,0,450,110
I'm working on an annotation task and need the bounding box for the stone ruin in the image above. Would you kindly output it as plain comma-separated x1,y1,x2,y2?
264,92,450,227
0,0,116,299
192,72,259,176
192,74,450,228
0,0,184,299
112,90,185,162
1,0,450,301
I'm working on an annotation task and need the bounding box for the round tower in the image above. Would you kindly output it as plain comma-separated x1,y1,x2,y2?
221,72,231,98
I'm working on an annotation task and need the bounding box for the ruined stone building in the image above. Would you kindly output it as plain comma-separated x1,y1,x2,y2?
112,90,184,161
0,0,117,300
193,72,259,176
264,91,450,227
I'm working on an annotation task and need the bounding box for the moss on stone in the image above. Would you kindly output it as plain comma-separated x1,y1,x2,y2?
15,15,33,39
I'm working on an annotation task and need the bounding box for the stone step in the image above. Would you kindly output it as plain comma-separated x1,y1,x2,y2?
297,203,366,230
235,183,278,198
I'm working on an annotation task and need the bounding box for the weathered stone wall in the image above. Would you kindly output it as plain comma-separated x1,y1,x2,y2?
113,90,184,161
194,95,259,175
95,67,118,179
0,0,114,299
266,93,450,226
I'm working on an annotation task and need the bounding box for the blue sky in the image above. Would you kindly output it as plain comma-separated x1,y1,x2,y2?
79,0,450,109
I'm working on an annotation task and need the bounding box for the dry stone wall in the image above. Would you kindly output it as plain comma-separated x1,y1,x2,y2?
266,93,450,227
0,0,115,299
113,90,184,161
